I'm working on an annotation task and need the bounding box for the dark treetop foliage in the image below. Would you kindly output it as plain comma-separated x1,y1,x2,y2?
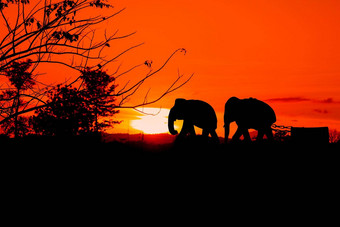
33,68,119,136
4,59,35,90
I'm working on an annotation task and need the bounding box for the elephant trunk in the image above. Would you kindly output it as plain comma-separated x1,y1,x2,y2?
168,108,178,135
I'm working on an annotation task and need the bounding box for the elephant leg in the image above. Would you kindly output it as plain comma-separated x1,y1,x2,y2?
257,129,264,141
179,121,189,136
232,127,243,141
179,121,195,137
224,123,230,143
264,127,274,141
202,129,209,137
188,124,196,136
243,129,251,142
210,130,219,144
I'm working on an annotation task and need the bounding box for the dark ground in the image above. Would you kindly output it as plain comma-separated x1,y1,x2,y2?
2,135,339,167
4,135,339,195
2,135,339,223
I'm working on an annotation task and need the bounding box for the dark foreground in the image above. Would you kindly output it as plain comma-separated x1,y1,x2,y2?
3,135,339,166
2,135,339,221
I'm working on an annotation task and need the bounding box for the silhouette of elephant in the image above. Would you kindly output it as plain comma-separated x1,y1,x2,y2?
224,97,276,143
168,98,219,143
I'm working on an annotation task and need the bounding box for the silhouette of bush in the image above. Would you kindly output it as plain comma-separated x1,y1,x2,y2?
329,129,340,143
33,86,92,136
273,130,291,143
32,69,120,136
1,116,34,137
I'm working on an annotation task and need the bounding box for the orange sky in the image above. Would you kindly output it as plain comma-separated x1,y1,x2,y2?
2,0,340,137
108,0,340,136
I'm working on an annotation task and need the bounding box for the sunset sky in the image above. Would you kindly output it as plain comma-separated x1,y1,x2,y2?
108,0,340,136
2,0,340,137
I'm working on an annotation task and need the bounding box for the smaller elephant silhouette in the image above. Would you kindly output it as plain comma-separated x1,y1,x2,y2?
224,97,276,143
168,98,219,143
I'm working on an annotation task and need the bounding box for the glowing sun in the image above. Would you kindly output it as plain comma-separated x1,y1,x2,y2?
130,108,181,134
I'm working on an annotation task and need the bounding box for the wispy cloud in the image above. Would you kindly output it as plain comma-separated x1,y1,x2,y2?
265,97,310,103
265,97,339,104
313,109,329,114
317,98,335,104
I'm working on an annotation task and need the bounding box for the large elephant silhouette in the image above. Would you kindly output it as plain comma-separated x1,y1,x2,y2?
224,97,276,143
168,98,219,143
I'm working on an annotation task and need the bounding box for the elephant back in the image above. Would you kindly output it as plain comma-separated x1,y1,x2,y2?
243,98,276,126
187,100,217,129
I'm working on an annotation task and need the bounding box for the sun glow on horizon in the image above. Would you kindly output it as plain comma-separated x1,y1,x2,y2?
130,108,181,134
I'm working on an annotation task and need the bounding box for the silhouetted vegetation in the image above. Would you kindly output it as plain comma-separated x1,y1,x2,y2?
32,68,119,136
0,1,192,137
1,59,36,137
329,129,340,143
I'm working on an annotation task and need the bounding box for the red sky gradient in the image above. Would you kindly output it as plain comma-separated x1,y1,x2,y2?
2,0,340,137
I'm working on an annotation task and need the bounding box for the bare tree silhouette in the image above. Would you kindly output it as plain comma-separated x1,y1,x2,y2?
0,1,192,135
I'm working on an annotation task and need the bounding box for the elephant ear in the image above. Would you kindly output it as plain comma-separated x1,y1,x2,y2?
175,98,186,107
